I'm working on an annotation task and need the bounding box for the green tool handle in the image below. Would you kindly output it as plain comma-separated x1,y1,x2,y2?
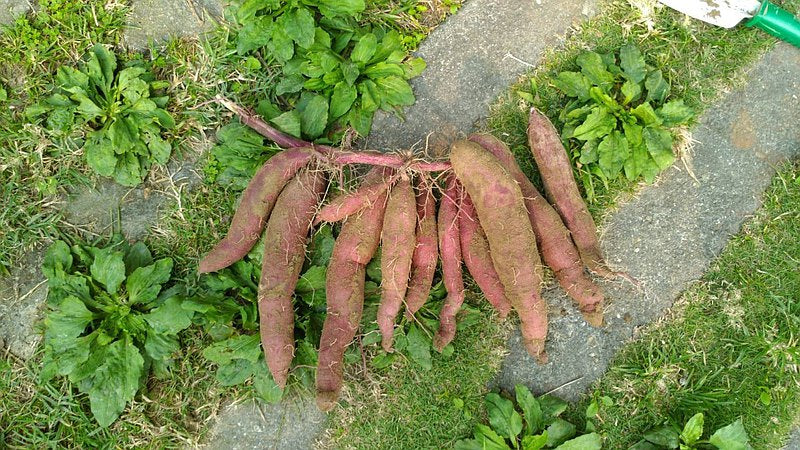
746,1,800,48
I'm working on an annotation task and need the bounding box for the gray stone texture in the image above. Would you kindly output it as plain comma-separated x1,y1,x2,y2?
0,248,47,359
203,397,327,450
0,0,31,26
367,0,599,152
124,0,223,50
495,42,800,401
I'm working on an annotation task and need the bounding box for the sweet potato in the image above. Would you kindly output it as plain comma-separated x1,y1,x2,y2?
403,178,438,318
377,177,417,351
199,148,314,273
527,108,612,278
316,168,390,411
330,167,394,265
459,193,512,319
258,169,326,388
314,172,397,225
469,133,604,326
450,140,548,362
432,174,465,352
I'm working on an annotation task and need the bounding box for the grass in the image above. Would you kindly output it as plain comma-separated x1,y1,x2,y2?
581,162,800,448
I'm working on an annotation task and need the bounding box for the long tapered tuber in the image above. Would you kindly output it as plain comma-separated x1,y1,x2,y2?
315,171,398,225
199,148,313,273
433,174,465,352
258,169,326,388
450,140,548,362
468,133,604,326
403,178,439,317
377,178,417,351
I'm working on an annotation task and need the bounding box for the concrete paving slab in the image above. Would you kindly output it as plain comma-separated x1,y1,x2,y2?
124,0,223,50
0,248,47,359
495,42,800,401
0,0,31,26
366,0,599,152
203,397,327,450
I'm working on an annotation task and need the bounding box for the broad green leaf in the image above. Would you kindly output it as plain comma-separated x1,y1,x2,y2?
87,44,117,95
341,61,360,86
145,133,171,165
270,110,302,138
203,334,262,365
358,79,381,111
553,71,592,100
145,296,192,335
546,419,576,447
276,75,306,96
404,57,426,78
295,266,327,293
619,43,647,83
624,145,653,182
631,102,662,126
515,384,543,435
681,413,704,446
371,31,403,64
216,358,257,386
253,370,284,403
108,117,137,153
629,440,663,450
375,76,415,106
144,330,179,364
579,139,599,164
284,7,315,48
118,67,148,103
113,152,144,187
42,333,92,379
319,52,340,73
643,426,680,448
46,106,76,132
0,86,5,101
43,240,73,282
473,424,512,450
90,247,126,294
148,108,175,129
576,52,615,90
589,86,620,110
45,296,93,341
598,130,630,178
348,105,374,136
363,62,404,79
237,16,273,54
330,82,357,119
623,121,643,147
454,439,484,450
522,433,548,450
406,324,432,370
643,126,674,169
297,93,329,138
485,393,523,440
317,0,365,18
351,33,377,64
371,352,397,369
573,107,616,141
270,26,295,62
66,87,103,119
236,0,274,23
657,99,694,126
645,69,670,104
555,433,602,449
709,419,753,450
81,336,144,427
308,226,335,266
56,66,89,90
621,79,642,104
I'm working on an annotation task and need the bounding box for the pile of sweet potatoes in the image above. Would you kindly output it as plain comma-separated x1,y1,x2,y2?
200,101,619,411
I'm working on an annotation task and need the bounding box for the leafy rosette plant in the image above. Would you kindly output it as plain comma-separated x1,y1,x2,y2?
552,43,694,189
233,0,425,140
31,44,175,186
40,238,193,427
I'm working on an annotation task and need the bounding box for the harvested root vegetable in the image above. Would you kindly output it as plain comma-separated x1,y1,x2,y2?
199,148,314,273
450,140,548,362
468,133,604,327
433,174,465,352
258,169,326,388
459,193,512,319
314,171,397,225
377,178,417,351
527,108,613,278
316,168,390,411
403,178,438,318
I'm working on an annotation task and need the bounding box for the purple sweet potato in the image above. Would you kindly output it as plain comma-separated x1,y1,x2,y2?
316,167,390,411
314,172,396,225
199,148,314,273
432,174,465,352
450,140,548,362
258,168,326,388
459,193,512,319
377,177,417,351
403,178,438,318
469,133,604,326
527,108,612,278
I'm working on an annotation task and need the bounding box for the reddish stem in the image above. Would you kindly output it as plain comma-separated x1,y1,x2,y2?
216,96,451,173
